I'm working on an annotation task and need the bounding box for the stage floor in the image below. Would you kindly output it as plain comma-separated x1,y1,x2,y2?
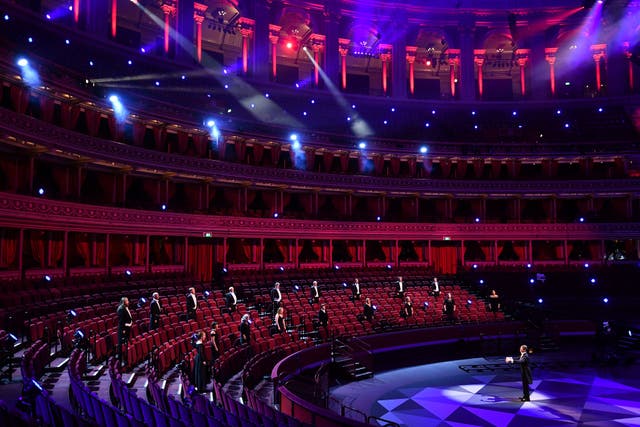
330,354,640,426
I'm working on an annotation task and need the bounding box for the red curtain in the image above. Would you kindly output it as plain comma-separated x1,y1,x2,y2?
60,104,81,129
177,131,189,153
10,85,30,114
30,231,46,268
234,140,246,162
474,160,484,178
0,157,18,190
153,126,166,151
390,157,400,176
0,232,18,268
440,160,451,178
49,233,64,268
74,234,91,267
304,148,315,171
492,160,501,178
95,239,106,267
408,157,416,177
84,109,101,136
431,245,458,274
253,144,264,165
218,139,226,160
339,152,349,173
456,160,466,178
193,134,208,157
132,122,146,147
39,95,55,123
188,242,213,282
323,152,333,172
270,145,281,166
423,158,432,175
373,155,384,175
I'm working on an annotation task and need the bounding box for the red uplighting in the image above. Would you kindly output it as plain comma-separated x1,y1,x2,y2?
286,41,293,49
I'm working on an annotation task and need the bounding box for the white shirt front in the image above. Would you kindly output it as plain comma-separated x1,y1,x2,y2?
191,293,197,310
274,288,281,302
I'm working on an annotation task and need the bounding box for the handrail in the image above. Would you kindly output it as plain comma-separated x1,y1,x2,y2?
367,415,401,427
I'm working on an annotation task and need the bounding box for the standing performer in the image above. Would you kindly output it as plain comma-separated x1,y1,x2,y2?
117,297,132,363
149,292,162,330
506,344,533,402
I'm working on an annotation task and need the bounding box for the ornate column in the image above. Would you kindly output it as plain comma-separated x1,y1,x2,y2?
269,24,281,80
406,46,417,96
74,0,79,24
161,2,176,54
448,49,461,98
379,45,392,95
624,42,635,92
338,38,350,90
391,12,408,99
591,43,607,94
474,49,486,98
545,47,558,97
111,0,117,38
516,49,530,97
251,0,270,81
310,35,325,87
238,17,255,75
193,3,208,63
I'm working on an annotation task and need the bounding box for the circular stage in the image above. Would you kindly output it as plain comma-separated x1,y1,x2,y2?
330,354,640,427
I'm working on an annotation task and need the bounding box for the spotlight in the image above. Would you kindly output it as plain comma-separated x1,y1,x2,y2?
136,297,147,308
603,297,609,304
73,329,85,340
529,278,535,284
17,58,28,67
279,266,285,272
222,267,228,273
479,279,484,284
386,264,392,270
204,290,211,299
286,41,293,49
67,310,77,322
155,81,160,86
293,284,300,292
265,93,270,98
597,107,603,112
44,275,51,282
423,301,429,309
140,47,146,53
292,140,301,149
424,122,430,127
556,109,561,115
391,107,396,112
125,270,132,276
472,264,478,269
471,111,476,116
584,263,589,268
372,305,377,310
127,60,132,65
376,216,381,221
181,75,186,80
206,119,215,127
310,99,315,104
37,187,45,195
358,142,366,149
590,278,596,284
527,263,532,268
89,60,94,66
334,265,340,270
289,133,298,142
342,282,348,288
4,14,9,20
161,204,167,211
466,299,472,307
351,104,356,109
579,217,585,222
431,110,436,115
28,37,33,43
65,39,70,45
273,212,279,218
538,298,543,304
419,146,428,154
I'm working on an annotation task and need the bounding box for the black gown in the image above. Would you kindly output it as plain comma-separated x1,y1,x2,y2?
193,341,207,392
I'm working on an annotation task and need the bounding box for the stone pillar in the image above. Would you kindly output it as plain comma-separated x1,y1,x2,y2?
269,24,281,80
193,3,208,63
160,2,176,55
474,49,486,99
406,46,417,96
379,44,392,95
391,22,407,98
310,35,325,87
591,43,607,95
516,49,530,97
339,38,350,90
545,47,558,97
448,49,461,98
624,42,635,92
238,17,255,75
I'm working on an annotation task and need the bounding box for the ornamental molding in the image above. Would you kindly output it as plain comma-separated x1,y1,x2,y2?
1,192,640,240
2,109,640,197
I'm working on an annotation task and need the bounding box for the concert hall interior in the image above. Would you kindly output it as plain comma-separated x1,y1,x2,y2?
1,0,640,426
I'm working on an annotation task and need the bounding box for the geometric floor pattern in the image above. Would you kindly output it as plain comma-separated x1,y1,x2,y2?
330,356,640,427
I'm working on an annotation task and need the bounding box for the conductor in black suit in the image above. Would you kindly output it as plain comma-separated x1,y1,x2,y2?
270,282,282,314
351,278,361,300
186,287,197,320
309,280,321,304
318,303,329,328
506,344,533,402
117,297,132,362
149,292,162,330
225,286,237,313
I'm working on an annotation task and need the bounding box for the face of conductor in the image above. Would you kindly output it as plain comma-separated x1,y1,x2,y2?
189,288,195,295
153,292,159,300
229,286,234,293
321,304,326,311
275,282,280,289
365,297,371,304
123,297,129,306
447,292,452,299
398,276,403,282
355,278,359,284
520,345,527,354
313,281,317,287
491,289,497,296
